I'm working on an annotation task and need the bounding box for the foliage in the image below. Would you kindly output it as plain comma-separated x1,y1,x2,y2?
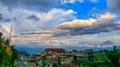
58,57,61,65
105,46,120,67
93,46,120,67
41,55,50,67
0,32,18,67
72,55,83,66
72,46,120,67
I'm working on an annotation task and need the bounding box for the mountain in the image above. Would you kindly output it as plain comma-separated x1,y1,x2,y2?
102,40,114,45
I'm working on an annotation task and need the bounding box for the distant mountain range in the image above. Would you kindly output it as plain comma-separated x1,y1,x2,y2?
102,40,114,45
16,44,120,55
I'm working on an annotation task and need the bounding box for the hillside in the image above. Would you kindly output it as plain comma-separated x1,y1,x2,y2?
0,32,18,67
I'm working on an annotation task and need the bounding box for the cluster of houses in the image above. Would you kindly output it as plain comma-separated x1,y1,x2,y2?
19,48,95,67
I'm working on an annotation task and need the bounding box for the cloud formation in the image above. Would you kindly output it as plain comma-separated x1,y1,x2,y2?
90,0,98,3
0,0,60,12
60,0,100,4
0,4,76,47
107,0,120,11
55,13,119,35
1,0,120,48
60,0,84,4
55,19,96,29
0,7,76,34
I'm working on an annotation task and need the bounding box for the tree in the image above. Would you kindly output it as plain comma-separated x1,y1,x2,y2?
0,32,18,67
58,57,61,65
106,46,120,67
0,32,3,39
11,46,18,67
0,14,2,20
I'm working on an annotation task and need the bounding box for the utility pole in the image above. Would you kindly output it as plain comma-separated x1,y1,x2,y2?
0,14,2,20
9,24,12,43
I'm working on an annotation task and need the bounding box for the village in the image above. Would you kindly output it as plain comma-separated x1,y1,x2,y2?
18,48,109,67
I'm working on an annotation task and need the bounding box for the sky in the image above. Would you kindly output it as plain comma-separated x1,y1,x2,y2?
1,0,120,50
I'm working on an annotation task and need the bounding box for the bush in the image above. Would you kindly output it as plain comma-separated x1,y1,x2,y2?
0,39,18,67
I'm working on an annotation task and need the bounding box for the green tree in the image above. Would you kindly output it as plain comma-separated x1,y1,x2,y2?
93,46,120,67
58,57,61,65
105,46,120,67
41,55,50,67
11,46,18,67
0,32,18,67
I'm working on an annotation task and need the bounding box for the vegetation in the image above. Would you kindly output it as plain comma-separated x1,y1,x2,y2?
72,46,120,67
0,32,18,67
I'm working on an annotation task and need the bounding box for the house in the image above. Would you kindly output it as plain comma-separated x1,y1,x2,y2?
74,49,94,64
32,54,41,58
45,48,65,53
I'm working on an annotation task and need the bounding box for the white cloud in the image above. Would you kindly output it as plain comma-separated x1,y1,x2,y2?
56,13,116,29
0,4,76,47
10,12,120,47
60,0,100,4
95,13,116,26
1,2,120,48
60,0,84,4
1,9,119,48
55,18,96,29
0,7,76,33
89,0,99,3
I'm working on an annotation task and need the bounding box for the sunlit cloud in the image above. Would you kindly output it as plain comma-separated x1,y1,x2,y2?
55,13,118,35
0,0,120,48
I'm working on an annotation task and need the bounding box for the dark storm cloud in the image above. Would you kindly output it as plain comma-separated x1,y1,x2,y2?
107,0,120,11
0,0,60,11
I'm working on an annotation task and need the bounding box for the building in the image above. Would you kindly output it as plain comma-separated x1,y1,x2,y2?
32,54,41,58
85,49,94,63
75,49,94,64
45,48,65,53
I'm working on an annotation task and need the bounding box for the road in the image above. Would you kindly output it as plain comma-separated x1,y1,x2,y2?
17,61,26,67
17,61,37,67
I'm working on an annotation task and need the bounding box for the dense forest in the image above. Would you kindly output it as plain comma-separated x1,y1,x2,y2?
0,32,18,67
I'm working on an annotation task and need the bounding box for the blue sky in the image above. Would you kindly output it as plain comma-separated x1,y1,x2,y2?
61,0,108,19
0,0,120,50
